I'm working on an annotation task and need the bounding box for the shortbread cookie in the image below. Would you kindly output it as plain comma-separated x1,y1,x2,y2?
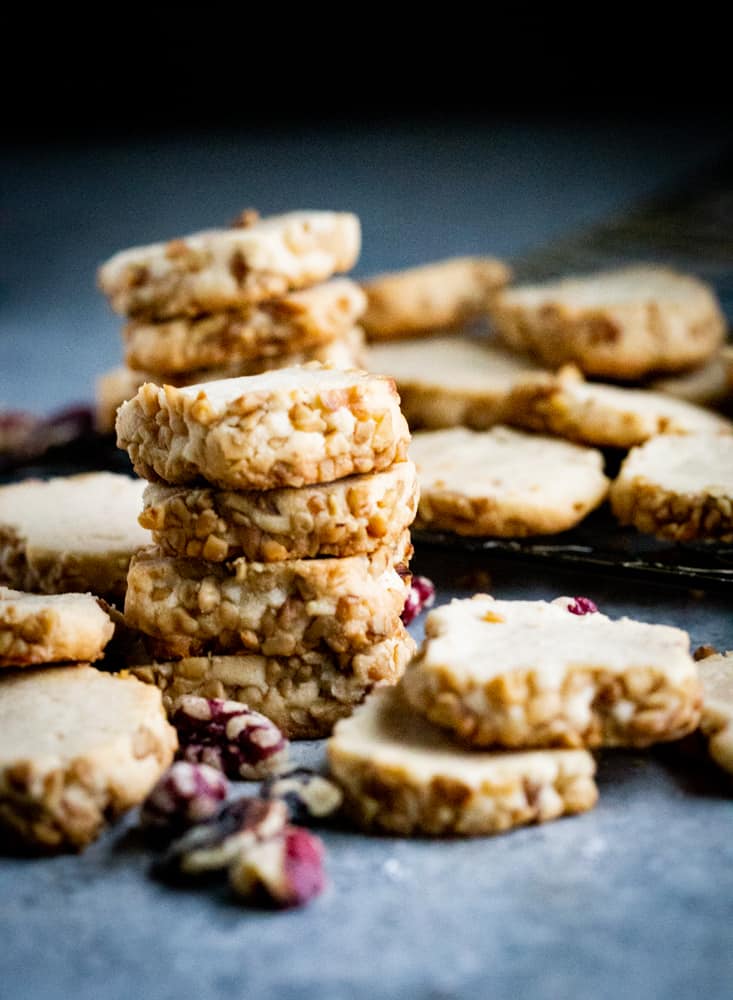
367,336,540,429
98,210,361,319
117,365,410,490
490,265,725,379
125,539,411,659
410,427,608,537
402,595,701,749
610,432,733,541
131,628,416,740
0,588,114,667
124,279,366,375
327,686,597,836
506,368,732,448
362,257,511,340
94,331,366,434
0,473,150,599
649,352,731,407
696,652,733,775
0,666,176,850
140,460,418,562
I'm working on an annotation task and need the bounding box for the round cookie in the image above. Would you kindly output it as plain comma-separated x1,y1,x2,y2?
402,595,701,749
327,685,598,836
648,352,732,407
125,538,411,660
0,666,177,851
489,265,725,379
367,336,540,430
124,279,366,375
116,365,410,490
140,461,418,562
362,256,511,340
0,473,150,600
410,426,608,537
0,588,114,668
505,367,732,448
131,627,416,740
697,651,733,776
610,432,733,541
98,210,361,319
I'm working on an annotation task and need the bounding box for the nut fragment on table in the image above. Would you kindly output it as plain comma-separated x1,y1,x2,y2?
261,767,343,824
229,825,326,908
140,761,229,840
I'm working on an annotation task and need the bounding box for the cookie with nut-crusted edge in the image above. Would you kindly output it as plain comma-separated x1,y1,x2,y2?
505,367,732,449
140,460,418,563
124,279,366,375
130,626,416,739
0,588,114,668
402,595,701,749
327,685,597,836
94,331,366,435
362,257,511,341
610,432,733,542
125,537,411,659
98,210,361,320
116,364,410,490
0,473,150,600
696,652,733,776
0,665,176,851
367,336,540,430
490,265,725,379
410,426,608,537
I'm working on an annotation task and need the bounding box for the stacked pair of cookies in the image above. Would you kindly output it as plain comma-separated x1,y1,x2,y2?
115,363,419,738
95,210,366,432
329,595,703,836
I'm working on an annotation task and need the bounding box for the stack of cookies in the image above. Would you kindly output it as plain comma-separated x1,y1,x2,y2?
116,363,419,739
95,210,367,432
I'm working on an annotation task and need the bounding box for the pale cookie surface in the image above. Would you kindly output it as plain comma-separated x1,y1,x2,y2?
697,652,733,776
140,460,418,562
649,352,732,407
367,336,540,429
410,426,608,537
402,595,701,749
116,365,410,490
327,685,598,836
490,265,725,379
362,257,511,340
0,666,176,850
505,368,732,448
0,588,114,668
95,331,365,434
125,539,411,659
0,473,150,599
124,279,366,375
610,432,733,541
98,211,361,319
131,627,415,740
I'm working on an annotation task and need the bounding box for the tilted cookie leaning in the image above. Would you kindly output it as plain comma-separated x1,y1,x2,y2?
0,588,114,668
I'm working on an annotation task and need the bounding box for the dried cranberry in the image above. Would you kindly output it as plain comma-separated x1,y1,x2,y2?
566,597,598,616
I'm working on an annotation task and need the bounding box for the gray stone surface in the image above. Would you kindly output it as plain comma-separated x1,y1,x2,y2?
2,121,732,1000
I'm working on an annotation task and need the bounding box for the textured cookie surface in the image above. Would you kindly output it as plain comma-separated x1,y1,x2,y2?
0,588,114,667
649,353,732,406
327,686,598,836
506,368,732,448
0,473,150,599
490,265,725,379
95,331,365,434
362,257,511,340
116,365,410,490
98,210,361,319
131,627,415,740
697,652,733,776
610,432,733,541
0,666,176,850
402,595,701,749
141,460,418,562
125,540,411,659
124,279,366,375
410,426,608,537
368,336,540,429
